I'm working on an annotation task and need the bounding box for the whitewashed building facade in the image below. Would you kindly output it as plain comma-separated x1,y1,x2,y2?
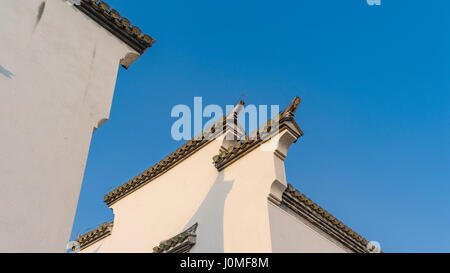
75,97,374,253
0,0,154,252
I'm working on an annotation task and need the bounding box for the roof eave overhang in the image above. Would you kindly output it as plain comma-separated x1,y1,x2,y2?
75,1,155,55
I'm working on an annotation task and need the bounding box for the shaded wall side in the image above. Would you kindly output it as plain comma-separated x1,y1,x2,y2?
268,202,352,253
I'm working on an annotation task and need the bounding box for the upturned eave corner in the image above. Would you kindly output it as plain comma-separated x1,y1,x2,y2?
279,96,304,139
75,0,156,69
212,96,304,171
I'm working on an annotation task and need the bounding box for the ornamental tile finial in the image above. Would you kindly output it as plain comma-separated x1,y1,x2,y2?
281,96,301,118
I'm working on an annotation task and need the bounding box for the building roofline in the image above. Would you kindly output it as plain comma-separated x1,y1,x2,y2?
75,0,155,55
282,184,369,253
78,186,370,253
213,96,304,171
76,97,371,253
75,222,113,251
104,100,249,206
104,98,303,205
103,117,231,206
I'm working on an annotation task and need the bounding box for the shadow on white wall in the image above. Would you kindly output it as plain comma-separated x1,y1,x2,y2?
183,172,234,253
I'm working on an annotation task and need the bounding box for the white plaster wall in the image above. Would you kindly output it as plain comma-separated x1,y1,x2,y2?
0,0,136,252
268,203,351,253
78,122,352,253
81,130,297,253
95,136,228,253
220,147,280,252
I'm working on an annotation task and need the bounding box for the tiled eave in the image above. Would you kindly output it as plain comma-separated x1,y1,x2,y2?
282,185,369,253
104,118,230,206
153,223,198,253
213,97,304,171
75,0,155,54
213,121,303,171
75,222,113,251
104,98,302,205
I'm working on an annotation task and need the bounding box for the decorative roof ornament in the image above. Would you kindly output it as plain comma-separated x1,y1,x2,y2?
281,96,301,119
223,100,246,141
153,223,198,253
213,96,304,171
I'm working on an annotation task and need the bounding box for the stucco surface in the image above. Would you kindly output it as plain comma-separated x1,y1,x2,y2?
96,136,227,253
80,129,312,253
268,203,350,253
0,0,135,252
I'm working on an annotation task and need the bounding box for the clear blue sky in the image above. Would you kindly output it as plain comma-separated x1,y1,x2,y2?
70,0,450,252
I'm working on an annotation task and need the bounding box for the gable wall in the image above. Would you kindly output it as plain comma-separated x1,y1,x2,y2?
0,0,135,252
